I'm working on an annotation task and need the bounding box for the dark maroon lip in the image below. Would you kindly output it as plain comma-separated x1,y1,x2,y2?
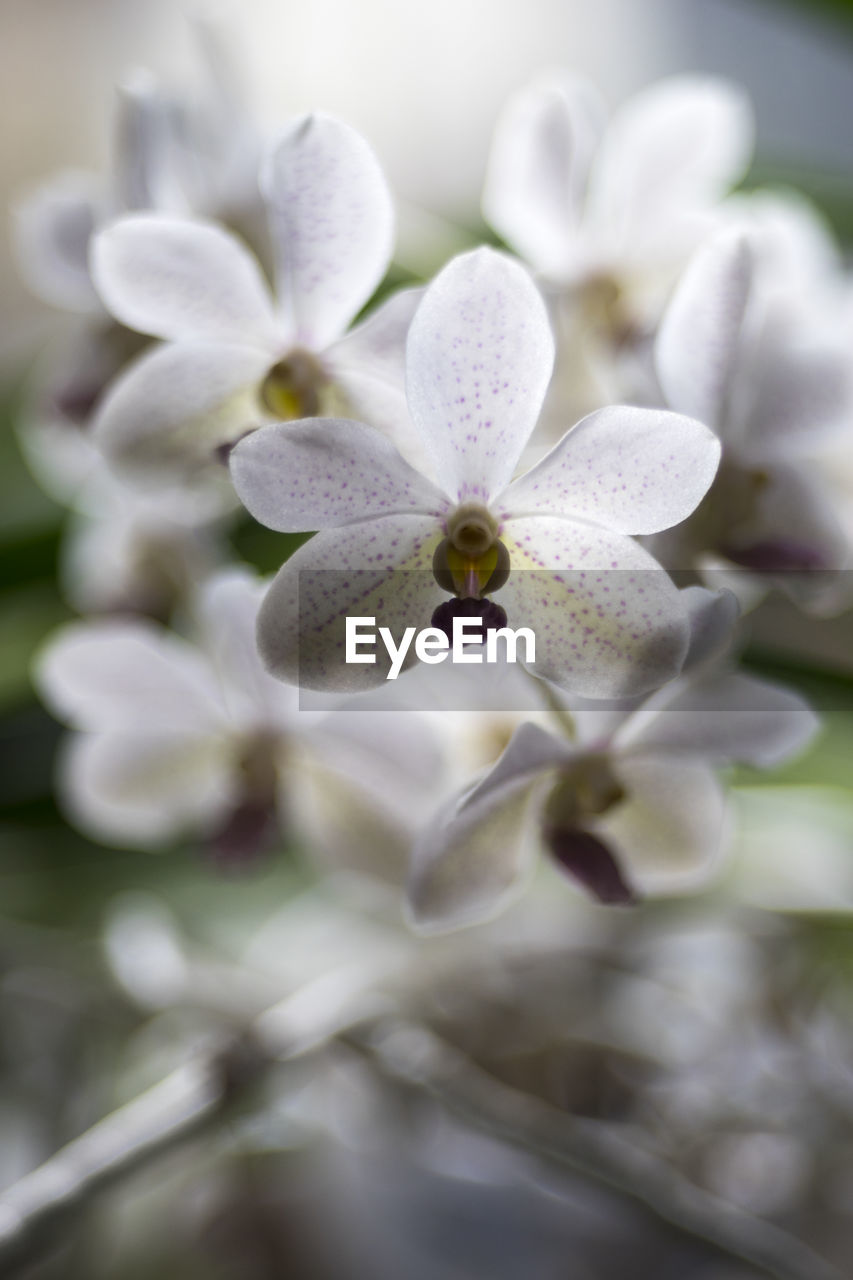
721,539,831,574
544,825,637,905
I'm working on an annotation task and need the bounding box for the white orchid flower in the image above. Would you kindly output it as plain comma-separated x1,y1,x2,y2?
407,589,819,932
34,569,442,881
90,113,421,488
652,225,852,610
230,247,721,698
482,73,754,422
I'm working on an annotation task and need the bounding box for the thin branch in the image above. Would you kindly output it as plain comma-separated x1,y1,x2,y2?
350,1019,846,1280
1,973,845,1280
0,962,389,1278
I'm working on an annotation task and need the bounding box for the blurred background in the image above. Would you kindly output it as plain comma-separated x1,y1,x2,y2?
3,1,853,1277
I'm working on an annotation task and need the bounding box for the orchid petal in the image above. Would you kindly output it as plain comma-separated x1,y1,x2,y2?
195,569,299,729
407,774,544,933
288,749,413,884
35,620,226,733
458,721,574,809
406,248,554,501
325,287,426,465
12,170,104,314
680,586,740,670
655,229,753,429
587,76,753,256
727,188,843,294
739,328,852,460
566,586,738,732
326,286,421,392
295,711,444,883
261,114,395,350
112,73,188,214
499,405,720,534
91,214,280,346
722,464,849,595
601,755,727,892
309,708,444,794
230,418,449,532
93,339,271,483
621,671,819,768
499,515,689,697
255,515,443,691
58,731,233,848
482,73,605,277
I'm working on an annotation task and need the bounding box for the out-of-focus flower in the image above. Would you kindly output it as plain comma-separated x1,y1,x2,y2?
482,73,753,423
13,16,263,322
90,113,420,488
407,589,818,931
230,246,720,697
34,568,442,882
12,15,267,508
58,449,228,620
652,226,852,611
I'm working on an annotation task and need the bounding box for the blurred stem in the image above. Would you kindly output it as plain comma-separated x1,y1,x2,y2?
0,976,844,1280
0,962,389,1278
348,1019,846,1280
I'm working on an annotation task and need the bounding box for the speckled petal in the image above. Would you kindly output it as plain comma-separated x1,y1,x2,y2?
406,248,555,502
499,405,720,534
499,515,689,697
262,114,395,351
91,213,281,345
655,229,753,430
256,515,444,691
230,418,449,532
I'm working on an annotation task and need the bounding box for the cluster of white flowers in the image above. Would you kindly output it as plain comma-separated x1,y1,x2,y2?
17,24,844,931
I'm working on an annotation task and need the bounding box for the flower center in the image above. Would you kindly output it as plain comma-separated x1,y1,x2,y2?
577,271,637,346
259,348,327,420
204,733,282,872
541,757,635,905
447,503,499,556
544,755,626,829
433,504,510,599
